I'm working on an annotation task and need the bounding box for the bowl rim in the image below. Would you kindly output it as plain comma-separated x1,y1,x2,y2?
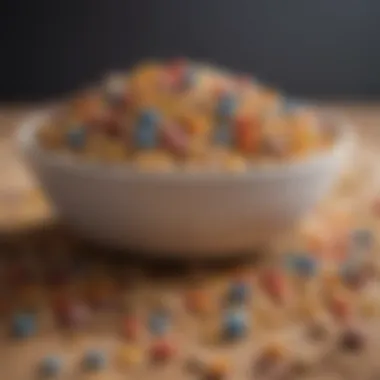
16,108,355,183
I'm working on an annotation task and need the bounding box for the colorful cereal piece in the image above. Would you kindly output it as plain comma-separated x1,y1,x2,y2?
134,150,175,172
185,288,212,315
234,115,260,153
222,309,248,340
205,357,230,380
329,296,351,322
285,254,317,277
227,281,250,305
260,269,285,302
134,109,160,149
11,312,36,338
121,315,140,340
339,262,366,289
83,349,107,371
350,228,373,250
53,299,90,329
260,134,289,157
216,93,237,119
339,327,365,352
116,345,143,368
307,319,330,341
166,58,188,88
160,123,189,155
103,73,127,107
39,356,62,377
183,67,197,88
184,356,205,374
150,339,176,363
223,154,247,172
214,124,233,146
66,127,87,150
148,311,170,336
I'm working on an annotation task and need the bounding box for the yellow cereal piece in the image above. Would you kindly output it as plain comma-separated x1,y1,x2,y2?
133,150,175,172
263,342,286,360
207,356,231,378
290,109,322,155
38,125,64,150
296,297,322,320
116,345,143,368
223,154,247,173
180,112,211,136
85,135,129,163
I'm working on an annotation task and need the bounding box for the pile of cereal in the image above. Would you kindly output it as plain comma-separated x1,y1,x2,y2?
38,59,334,172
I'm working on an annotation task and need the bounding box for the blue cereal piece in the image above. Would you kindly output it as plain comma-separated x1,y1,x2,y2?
286,254,317,277
39,356,62,377
66,127,86,149
138,108,160,126
134,109,160,149
217,93,237,119
223,309,248,340
214,124,233,146
227,281,250,305
148,311,170,336
351,229,373,250
12,313,36,338
83,349,107,371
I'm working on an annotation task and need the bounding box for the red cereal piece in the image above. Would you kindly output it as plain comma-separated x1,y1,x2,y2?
260,269,285,303
235,115,261,153
330,296,351,322
161,124,189,155
166,58,188,89
52,297,90,329
121,316,140,341
150,339,176,363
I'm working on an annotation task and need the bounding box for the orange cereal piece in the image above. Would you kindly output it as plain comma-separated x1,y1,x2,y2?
260,269,286,303
290,110,322,155
72,92,106,125
185,288,213,315
329,295,351,322
121,316,140,341
235,115,261,153
206,356,231,380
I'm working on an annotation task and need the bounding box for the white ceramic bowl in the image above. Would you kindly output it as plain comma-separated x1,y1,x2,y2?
17,111,354,256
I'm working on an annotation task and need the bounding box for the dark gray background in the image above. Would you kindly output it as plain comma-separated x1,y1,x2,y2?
1,0,380,101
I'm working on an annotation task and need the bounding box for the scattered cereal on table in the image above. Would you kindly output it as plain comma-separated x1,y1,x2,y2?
339,326,366,352
285,253,317,278
150,339,176,363
222,308,248,341
226,280,251,306
121,315,140,341
148,309,171,337
11,312,36,338
82,349,107,371
38,355,62,378
204,356,230,380
115,344,143,368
